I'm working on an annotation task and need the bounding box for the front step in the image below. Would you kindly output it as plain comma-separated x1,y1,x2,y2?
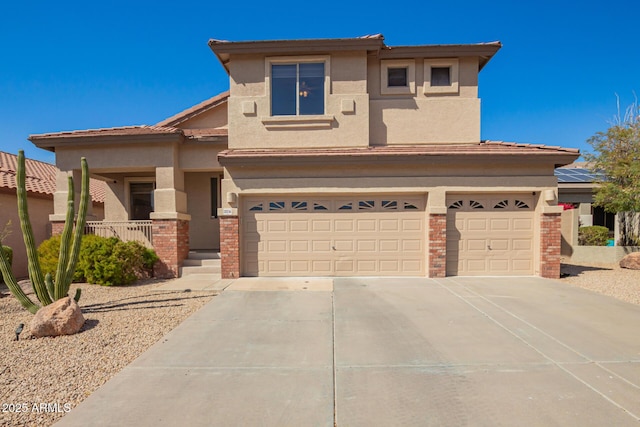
179,251,221,277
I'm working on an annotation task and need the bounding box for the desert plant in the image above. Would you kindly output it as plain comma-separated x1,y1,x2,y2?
578,225,610,246
0,246,12,284
0,150,89,314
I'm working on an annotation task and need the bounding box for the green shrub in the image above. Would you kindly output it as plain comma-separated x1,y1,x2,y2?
578,225,610,246
38,234,158,286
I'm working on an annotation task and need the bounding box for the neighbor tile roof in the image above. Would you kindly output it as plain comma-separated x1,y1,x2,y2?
0,151,105,203
219,140,580,160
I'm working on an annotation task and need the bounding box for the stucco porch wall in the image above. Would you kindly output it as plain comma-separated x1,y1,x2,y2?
563,246,640,265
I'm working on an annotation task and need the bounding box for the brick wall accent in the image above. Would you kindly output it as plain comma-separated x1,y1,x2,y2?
152,219,190,279
50,221,66,236
428,213,447,278
540,213,562,279
220,216,240,279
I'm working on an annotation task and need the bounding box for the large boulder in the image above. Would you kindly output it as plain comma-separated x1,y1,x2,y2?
30,297,85,338
620,252,640,270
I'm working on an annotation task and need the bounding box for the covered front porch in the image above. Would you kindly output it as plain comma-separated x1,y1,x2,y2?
30,125,227,278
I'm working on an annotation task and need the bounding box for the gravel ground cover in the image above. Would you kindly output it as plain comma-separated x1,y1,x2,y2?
0,280,215,427
560,262,640,306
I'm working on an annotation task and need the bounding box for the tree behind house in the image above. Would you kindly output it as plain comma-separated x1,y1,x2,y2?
585,100,640,245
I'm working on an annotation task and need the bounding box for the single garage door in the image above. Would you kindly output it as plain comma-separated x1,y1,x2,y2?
242,196,425,276
446,195,535,276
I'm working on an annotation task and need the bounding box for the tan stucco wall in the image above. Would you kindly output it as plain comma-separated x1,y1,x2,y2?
0,192,52,279
178,102,228,129
185,172,221,250
227,52,370,149
368,57,480,145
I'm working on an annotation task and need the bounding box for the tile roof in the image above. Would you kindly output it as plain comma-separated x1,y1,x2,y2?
219,140,580,160
0,151,105,203
30,124,228,141
156,91,230,127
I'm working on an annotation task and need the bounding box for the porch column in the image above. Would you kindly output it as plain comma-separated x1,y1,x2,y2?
220,215,240,279
150,166,191,278
50,169,95,236
540,211,562,279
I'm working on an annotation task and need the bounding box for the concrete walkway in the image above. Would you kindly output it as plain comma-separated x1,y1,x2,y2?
55,277,640,426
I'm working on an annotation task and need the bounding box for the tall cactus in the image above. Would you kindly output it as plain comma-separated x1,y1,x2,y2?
0,151,89,313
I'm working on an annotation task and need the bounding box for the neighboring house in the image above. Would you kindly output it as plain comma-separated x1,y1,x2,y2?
29,35,579,279
0,151,105,278
557,163,638,259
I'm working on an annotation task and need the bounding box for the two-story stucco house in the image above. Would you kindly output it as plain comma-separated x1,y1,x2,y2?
29,35,579,280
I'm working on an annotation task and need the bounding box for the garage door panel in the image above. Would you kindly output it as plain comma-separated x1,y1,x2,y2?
447,194,534,276
290,220,309,232
290,240,309,252
243,196,425,276
358,240,378,252
402,219,422,231
402,240,421,252
356,219,377,232
312,220,331,232
335,219,354,232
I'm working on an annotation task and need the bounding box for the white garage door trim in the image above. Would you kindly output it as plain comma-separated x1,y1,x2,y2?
446,195,535,276
242,196,426,277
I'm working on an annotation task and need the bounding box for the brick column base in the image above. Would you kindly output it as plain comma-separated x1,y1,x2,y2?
220,216,240,279
428,213,447,278
51,221,65,236
152,219,189,279
540,213,561,279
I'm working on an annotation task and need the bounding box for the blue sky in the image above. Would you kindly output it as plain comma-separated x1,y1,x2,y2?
1,0,638,163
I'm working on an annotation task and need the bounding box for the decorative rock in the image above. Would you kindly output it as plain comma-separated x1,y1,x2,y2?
30,297,85,338
620,252,640,270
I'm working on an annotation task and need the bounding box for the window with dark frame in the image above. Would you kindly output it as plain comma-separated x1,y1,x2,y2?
130,182,154,220
387,67,408,87
271,62,324,116
431,67,451,86
210,177,219,218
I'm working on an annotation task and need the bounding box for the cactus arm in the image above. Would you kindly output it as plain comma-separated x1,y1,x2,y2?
45,273,55,300
0,245,39,314
54,176,75,299
16,150,53,306
62,157,89,297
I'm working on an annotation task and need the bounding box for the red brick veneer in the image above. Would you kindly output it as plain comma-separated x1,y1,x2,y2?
428,213,447,278
540,213,561,279
220,216,240,279
152,219,189,278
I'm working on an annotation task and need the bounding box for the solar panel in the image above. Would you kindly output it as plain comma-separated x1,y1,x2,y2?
554,168,603,183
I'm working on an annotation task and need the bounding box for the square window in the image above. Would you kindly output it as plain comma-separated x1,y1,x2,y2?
129,182,154,220
387,67,407,87
381,60,415,95
424,59,459,95
271,62,325,116
431,67,451,87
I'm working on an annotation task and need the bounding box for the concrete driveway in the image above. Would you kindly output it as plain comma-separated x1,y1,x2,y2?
56,277,640,426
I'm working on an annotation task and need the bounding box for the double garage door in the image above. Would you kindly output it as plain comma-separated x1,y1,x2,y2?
242,196,426,276
446,195,535,276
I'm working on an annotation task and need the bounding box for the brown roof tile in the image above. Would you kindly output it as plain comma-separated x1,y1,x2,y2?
156,91,230,127
0,151,105,203
218,141,580,160
30,125,182,140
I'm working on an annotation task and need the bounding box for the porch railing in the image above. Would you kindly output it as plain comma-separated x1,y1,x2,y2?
84,221,153,247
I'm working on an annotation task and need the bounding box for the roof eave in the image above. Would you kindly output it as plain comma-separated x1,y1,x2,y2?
378,42,502,70
29,132,184,152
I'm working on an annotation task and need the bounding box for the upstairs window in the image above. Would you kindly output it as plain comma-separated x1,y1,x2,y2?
271,62,325,116
430,67,451,86
387,67,408,87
